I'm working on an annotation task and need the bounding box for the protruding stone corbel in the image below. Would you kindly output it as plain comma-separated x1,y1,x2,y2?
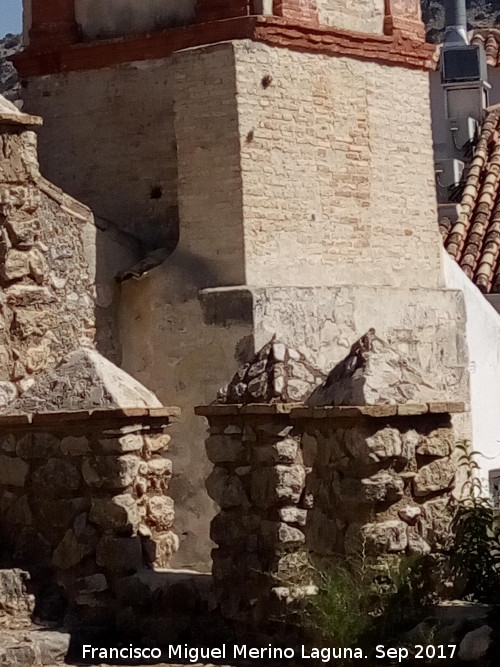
384,0,426,40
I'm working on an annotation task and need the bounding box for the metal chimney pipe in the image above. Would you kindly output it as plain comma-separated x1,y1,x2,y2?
444,0,469,45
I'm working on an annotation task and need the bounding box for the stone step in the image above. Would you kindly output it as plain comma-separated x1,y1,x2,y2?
0,569,35,629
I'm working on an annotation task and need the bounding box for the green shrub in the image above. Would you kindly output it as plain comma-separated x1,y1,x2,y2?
451,441,500,602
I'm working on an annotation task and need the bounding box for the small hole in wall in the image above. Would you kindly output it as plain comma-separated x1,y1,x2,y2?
261,74,273,89
246,130,255,143
150,186,163,200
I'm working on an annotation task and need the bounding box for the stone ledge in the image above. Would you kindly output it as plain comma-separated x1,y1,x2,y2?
0,406,180,428
195,402,465,418
12,14,435,79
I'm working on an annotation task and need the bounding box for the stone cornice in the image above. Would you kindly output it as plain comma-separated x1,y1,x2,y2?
195,401,466,417
12,15,436,78
0,406,180,427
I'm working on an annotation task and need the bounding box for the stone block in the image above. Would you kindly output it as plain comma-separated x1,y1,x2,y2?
206,468,249,509
16,433,59,459
32,458,81,494
96,535,143,573
90,494,141,533
261,521,305,546
82,455,140,490
144,433,171,453
0,568,34,621
206,435,247,464
36,497,89,530
398,505,422,524
1,250,29,281
413,458,456,497
146,496,175,531
422,497,454,550
142,531,179,568
416,428,453,457
250,464,305,508
301,432,317,467
0,456,28,487
406,527,431,555
0,435,15,453
363,520,408,554
60,436,89,456
278,507,307,526
341,471,404,504
0,383,17,409
52,529,91,569
98,433,143,453
252,438,299,465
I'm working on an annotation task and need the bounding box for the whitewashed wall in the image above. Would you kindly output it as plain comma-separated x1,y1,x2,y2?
443,250,500,485
75,0,196,39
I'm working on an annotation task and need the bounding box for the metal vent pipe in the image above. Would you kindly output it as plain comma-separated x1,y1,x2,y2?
444,0,468,45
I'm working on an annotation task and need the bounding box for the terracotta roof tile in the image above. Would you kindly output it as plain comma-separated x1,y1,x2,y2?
441,106,500,293
471,29,500,67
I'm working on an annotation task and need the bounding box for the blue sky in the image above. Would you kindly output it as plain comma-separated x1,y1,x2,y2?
0,0,22,36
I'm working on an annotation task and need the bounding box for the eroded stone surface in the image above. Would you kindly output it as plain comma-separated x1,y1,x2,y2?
308,329,439,406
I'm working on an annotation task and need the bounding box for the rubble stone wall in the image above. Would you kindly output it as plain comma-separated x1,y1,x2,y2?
0,123,96,403
198,403,461,622
0,408,177,625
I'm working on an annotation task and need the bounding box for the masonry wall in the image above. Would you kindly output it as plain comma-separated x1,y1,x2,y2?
200,404,459,623
316,0,385,33
234,41,443,288
0,121,96,404
22,60,178,249
0,410,176,626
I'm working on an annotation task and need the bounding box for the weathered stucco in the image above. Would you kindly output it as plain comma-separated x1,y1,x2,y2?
75,0,196,39
22,60,178,249
316,0,385,33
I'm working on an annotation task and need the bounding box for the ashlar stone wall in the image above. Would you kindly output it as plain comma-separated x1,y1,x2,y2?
197,402,462,623
0,407,178,626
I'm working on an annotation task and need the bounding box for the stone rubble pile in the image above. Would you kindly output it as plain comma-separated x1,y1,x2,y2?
217,337,325,405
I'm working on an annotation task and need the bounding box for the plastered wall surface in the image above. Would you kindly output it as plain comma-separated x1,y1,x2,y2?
22,60,178,249
75,0,196,39
316,0,385,33
443,250,500,482
233,42,443,288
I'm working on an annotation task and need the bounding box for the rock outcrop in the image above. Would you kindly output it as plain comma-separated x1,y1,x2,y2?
0,35,21,107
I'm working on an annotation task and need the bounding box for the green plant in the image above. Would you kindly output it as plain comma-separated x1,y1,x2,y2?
301,553,428,659
451,440,500,602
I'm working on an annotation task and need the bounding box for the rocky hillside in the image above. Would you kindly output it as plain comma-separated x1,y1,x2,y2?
0,33,21,106
422,0,500,42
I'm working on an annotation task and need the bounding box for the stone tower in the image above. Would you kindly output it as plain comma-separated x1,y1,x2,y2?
13,0,470,569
